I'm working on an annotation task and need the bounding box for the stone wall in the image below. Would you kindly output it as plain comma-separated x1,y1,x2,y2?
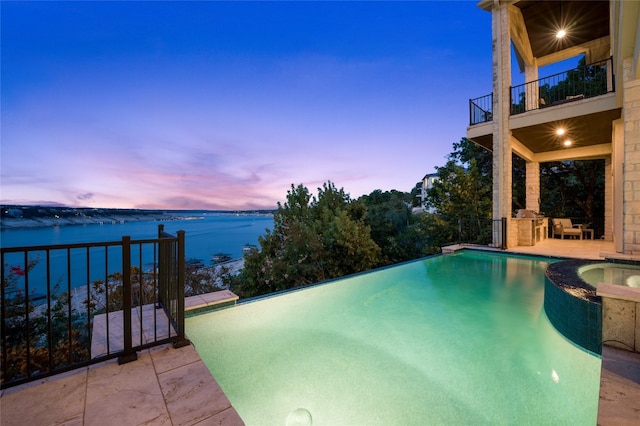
598,284,640,353
623,57,640,254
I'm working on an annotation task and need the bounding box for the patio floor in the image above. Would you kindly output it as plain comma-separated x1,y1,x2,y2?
0,343,243,426
506,237,618,260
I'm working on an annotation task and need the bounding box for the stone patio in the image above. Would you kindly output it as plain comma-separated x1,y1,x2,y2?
0,343,243,426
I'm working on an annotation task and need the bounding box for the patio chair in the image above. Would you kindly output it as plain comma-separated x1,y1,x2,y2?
551,218,582,240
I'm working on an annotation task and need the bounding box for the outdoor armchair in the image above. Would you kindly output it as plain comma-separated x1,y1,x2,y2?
551,218,582,239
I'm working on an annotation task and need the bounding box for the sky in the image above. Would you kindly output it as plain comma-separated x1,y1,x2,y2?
1,1,492,210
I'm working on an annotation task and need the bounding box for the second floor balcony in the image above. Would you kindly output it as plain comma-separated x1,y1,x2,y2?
469,57,615,126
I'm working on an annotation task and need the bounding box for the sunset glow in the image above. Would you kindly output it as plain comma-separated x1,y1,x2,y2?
1,2,491,209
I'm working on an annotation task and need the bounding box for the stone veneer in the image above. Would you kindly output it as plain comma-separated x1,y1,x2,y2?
623,57,640,254
598,283,640,353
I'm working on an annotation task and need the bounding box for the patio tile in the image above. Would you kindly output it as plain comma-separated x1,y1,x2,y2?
196,407,245,426
149,343,202,375
597,346,640,425
158,359,239,426
0,368,87,426
85,351,170,426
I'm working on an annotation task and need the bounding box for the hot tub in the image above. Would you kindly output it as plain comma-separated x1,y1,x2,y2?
579,263,640,288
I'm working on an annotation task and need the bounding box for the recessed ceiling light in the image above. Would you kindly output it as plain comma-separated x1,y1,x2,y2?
556,128,566,136
556,29,567,39
563,140,572,147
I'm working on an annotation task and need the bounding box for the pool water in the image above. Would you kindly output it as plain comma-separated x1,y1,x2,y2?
186,251,601,425
579,262,640,288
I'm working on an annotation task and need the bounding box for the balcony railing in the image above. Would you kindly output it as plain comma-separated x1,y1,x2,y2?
1,225,188,389
469,57,615,124
469,93,493,125
511,57,614,115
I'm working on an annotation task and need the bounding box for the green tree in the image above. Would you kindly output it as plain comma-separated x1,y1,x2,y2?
540,160,605,222
512,153,526,211
360,189,425,263
426,138,492,222
232,182,381,298
422,138,493,251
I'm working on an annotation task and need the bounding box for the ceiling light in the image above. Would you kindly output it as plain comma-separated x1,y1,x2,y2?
556,29,567,39
556,128,566,136
563,140,572,147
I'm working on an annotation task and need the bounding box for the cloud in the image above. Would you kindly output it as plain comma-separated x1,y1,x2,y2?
76,192,94,201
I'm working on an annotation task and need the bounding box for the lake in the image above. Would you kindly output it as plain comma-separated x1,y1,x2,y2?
1,212,273,294
1,212,273,260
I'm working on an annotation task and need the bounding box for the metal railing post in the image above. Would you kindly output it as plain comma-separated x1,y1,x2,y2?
173,231,190,348
118,236,137,364
157,224,167,309
502,217,507,250
0,256,5,384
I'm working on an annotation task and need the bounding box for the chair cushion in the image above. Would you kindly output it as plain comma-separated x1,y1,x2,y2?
558,218,573,228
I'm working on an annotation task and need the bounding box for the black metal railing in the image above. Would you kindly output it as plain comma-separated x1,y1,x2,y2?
456,218,506,249
469,93,493,125
1,225,188,389
511,57,614,115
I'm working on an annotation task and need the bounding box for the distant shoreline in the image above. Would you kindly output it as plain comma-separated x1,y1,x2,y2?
0,208,274,231
0,213,180,230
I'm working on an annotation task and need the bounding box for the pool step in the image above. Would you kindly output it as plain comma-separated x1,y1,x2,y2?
185,290,239,314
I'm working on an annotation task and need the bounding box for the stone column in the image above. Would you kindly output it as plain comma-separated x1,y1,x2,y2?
622,57,640,254
492,2,513,247
525,161,540,212
524,60,539,111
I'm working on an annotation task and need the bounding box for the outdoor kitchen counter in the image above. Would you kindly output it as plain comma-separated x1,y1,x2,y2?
515,216,548,246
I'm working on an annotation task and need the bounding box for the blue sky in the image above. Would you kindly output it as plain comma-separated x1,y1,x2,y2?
1,1,492,210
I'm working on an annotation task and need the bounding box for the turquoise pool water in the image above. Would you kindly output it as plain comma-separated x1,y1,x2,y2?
186,251,601,425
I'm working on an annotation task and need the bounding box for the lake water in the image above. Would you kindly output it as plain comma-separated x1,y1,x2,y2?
0,212,273,260
1,212,273,294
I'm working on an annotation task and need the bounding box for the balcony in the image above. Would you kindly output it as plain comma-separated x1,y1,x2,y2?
469,57,615,126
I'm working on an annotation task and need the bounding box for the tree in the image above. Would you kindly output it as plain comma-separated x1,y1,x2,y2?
421,138,493,251
2,260,89,384
426,138,492,222
540,160,605,222
232,182,381,298
359,189,425,263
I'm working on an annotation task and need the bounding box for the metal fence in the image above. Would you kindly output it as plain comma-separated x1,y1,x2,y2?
456,218,506,249
511,57,614,115
1,225,188,389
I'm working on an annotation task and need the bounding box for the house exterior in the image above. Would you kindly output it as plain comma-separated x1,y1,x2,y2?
416,172,439,207
466,0,640,254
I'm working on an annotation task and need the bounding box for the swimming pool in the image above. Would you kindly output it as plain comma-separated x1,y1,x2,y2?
186,251,601,425
579,262,640,288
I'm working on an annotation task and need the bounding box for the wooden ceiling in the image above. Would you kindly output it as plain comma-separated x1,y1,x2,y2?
515,0,610,59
